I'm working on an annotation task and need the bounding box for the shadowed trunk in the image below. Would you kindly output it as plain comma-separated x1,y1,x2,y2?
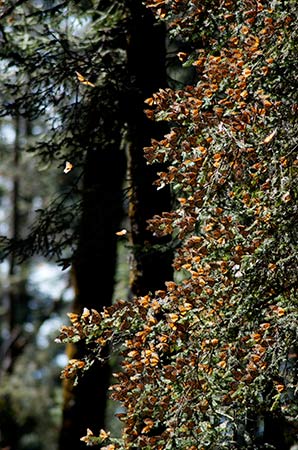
59,130,125,450
126,1,173,296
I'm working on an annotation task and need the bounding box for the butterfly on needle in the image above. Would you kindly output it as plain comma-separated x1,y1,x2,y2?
75,71,95,88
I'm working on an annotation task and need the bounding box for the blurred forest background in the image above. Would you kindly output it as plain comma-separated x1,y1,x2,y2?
0,1,127,448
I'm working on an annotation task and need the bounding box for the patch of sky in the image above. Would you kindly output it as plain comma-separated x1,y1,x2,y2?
37,315,64,349
25,259,74,356
54,352,68,368
60,15,92,39
0,185,11,235
32,124,43,136
0,220,10,236
28,260,70,300
0,123,16,144
31,196,43,211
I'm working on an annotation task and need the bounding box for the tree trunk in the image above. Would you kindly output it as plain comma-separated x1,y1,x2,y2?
59,142,125,450
126,1,173,296
59,3,172,446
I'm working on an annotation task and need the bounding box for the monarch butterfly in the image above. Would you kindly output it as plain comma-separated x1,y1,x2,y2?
115,229,127,236
64,161,73,173
263,129,277,144
75,71,95,88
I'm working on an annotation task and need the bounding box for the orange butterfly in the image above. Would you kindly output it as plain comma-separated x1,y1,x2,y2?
64,161,73,173
75,71,95,88
115,229,127,236
263,129,277,144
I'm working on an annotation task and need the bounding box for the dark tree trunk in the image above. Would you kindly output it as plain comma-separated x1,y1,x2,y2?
59,3,173,447
126,1,173,296
59,140,125,450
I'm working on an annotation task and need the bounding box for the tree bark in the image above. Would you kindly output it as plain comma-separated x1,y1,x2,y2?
126,1,173,297
59,137,125,450
59,3,173,446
